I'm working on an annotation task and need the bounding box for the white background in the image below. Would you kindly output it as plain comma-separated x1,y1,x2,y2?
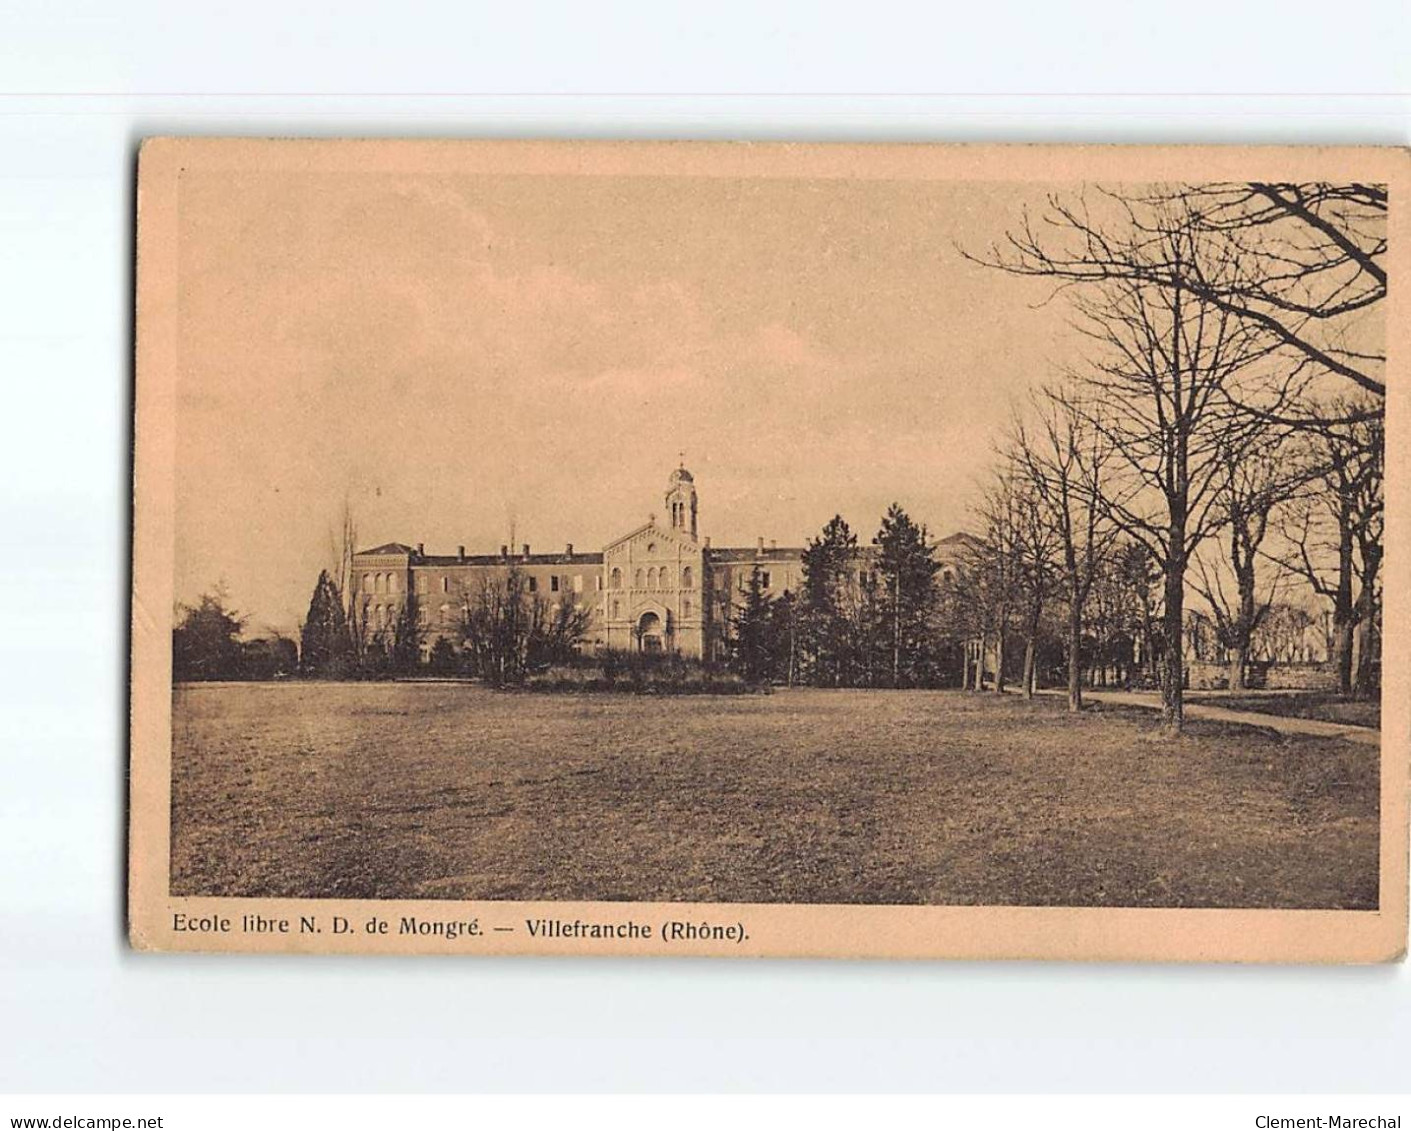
1,0,1409,1095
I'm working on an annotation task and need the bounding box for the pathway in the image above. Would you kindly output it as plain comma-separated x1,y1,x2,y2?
1062,689,1381,746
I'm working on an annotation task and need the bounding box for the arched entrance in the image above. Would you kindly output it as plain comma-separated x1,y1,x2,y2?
637,611,663,653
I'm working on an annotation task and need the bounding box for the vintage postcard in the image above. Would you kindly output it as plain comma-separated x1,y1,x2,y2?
130,139,1408,960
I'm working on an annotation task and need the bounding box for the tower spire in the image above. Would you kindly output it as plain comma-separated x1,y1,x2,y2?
665,461,698,540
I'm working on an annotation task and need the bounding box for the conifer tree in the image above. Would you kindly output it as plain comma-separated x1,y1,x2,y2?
874,503,941,687
173,589,246,681
300,569,351,676
389,590,424,673
730,567,776,684
800,515,861,685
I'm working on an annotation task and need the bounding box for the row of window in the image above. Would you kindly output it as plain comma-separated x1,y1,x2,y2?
607,566,694,590
398,573,602,597
362,572,400,595
365,596,596,630
365,565,953,607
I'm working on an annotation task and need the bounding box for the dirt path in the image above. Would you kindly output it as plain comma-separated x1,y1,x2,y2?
1073,689,1381,746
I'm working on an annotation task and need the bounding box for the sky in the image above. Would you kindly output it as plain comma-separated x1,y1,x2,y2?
173,168,1073,634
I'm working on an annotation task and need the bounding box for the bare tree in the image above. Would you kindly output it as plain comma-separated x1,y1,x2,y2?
458,566,591,685
1148,182,1386,412
1189,428,1305,690
1010,468,1061,699
1272,409,1383,696
460,567,535,686
974,183,1386,420
1009,388,1119,711
326,500,369,665
980,199,1273,730
969,469,1029,695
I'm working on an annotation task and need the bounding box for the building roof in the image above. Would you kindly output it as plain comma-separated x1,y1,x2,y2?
706,546,809,564
356,529,977,569
356,542,416,557
416,552,605,568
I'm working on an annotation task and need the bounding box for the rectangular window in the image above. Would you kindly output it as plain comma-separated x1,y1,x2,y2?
574,574,584,594
760,571,772,589
551,575,560,592
441,576,449,594
528,576,538,593
596,575,603,591
416,575,428,595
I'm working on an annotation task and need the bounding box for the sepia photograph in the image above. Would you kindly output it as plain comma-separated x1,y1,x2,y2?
128,140,1408,959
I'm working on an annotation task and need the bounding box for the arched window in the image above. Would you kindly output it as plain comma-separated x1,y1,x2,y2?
362,572,373,593
681,566,693,589
610,567,622,589
375,605,386,628
647,567,658,589
387,573,398,594
439,603,452,625
683,596,693,617
374,574,384,594
610,599,621,619
635,568,645,589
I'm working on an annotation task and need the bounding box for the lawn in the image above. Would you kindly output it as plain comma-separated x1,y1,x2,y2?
169,683,1380,909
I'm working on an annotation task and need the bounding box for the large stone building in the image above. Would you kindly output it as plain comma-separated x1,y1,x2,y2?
352,465,968,663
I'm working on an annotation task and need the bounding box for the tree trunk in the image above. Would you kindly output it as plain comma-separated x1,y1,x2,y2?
1066,600,1083,712
1161,559,1185,731
1227,558,1257,693
1332,503,1356,695
1227,644,1248,692
1352,581,1378,698
1021,599,1041,700
973,633,988,691
993,628,1007,694
1333,617,1355,696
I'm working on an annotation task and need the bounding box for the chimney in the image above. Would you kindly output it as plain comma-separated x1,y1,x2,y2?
416,542,425,556
770,539,777,551
457,545,466,562
756,536,764,553
703,536,711,550
565,542,574,556
500,544,509,559
521,543,530,558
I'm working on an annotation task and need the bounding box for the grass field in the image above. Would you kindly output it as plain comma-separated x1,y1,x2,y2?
170,682,1380,909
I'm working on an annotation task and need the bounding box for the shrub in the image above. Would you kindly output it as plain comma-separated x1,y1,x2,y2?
524,654,758,695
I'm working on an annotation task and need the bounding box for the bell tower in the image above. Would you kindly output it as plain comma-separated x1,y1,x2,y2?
665,462,698,540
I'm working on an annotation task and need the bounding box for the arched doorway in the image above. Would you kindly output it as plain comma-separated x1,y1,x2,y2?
637,611,663,653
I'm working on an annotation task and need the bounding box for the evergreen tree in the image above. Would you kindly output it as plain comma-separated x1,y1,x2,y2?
300,569,351,676
800,515,860,685
730,567,776,684
768,588,800,685
173,589,246,681
873,503,940,687
389,590,423,673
